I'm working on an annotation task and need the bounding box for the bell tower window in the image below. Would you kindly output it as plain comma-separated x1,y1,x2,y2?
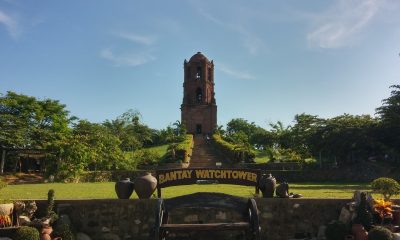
196,67,202,80
186,67,191,79
196,88,202,103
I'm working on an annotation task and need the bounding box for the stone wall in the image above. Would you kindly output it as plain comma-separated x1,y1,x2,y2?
32,197,398,240
50,199,157,240
256,198,348,240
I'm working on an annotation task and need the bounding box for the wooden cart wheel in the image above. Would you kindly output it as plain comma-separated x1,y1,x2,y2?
247,198,261,240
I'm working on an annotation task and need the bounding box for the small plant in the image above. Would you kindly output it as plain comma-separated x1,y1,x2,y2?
45,189,58,224
371,177,400,200
368,226,393,240
13,226,40,240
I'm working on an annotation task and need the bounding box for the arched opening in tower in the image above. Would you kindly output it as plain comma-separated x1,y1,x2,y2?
196,67,202,80
196,88,202,103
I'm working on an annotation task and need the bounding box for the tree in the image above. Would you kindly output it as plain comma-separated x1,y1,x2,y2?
376,85,400,160
103,109,154,150
73,120,123,171
309,114,379,166
0,92,71,174
0,91,71,149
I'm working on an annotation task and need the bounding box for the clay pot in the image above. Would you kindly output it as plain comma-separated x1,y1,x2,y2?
134,173,157,199
41,226,53,235
351,224,368,240
115,178,135,199
258,173,276,198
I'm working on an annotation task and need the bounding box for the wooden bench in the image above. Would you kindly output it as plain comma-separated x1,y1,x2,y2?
154,192,260,240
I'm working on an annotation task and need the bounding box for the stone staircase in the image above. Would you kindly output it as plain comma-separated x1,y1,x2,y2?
189,135,227,168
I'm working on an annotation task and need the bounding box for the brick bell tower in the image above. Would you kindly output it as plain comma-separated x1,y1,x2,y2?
181,52,217,135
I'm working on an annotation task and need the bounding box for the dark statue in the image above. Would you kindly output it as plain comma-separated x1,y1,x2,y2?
276,181,289,198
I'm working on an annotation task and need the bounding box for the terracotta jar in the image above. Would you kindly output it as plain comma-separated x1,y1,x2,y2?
351,224,368,240
115,178,135,199
134,173,157,199
41,226,53,240
258,173,276,198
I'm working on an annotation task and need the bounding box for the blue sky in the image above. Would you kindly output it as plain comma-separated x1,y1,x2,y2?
1,0,399,130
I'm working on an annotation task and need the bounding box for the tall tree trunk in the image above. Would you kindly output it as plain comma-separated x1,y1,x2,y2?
0,150,5,174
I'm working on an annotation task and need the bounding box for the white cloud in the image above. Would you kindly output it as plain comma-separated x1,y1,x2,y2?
197,8,265,56
218,63,255,80
0,10,20,38
307,0,385,48
117,32,156,45
100,49,155,67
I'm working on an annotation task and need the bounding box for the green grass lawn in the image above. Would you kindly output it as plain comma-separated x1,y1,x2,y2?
0,182,378,200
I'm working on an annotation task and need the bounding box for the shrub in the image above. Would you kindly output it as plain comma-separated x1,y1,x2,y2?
371,177,400,200
368,226,393,240
212,134,255,163
325,221,347,240
14,226,40,240
175,134,193,163
165,134,193,163
52,223,75,240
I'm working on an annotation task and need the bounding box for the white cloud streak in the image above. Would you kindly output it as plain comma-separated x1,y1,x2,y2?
117,33,156,45
0,10,20,38
218,64,255,80
100,49,155,67
307,0,385,48
197,8,265,56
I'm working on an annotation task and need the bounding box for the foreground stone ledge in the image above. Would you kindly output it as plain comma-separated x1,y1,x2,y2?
11,198,398,240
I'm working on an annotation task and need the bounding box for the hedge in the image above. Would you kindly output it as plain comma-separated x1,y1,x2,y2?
175,134,194,163
212,134,255,163
79,170,150,182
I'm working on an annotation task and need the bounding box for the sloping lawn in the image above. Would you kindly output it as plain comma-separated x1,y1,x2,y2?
0,182,376,200
254,150,270,164
146,144,169,156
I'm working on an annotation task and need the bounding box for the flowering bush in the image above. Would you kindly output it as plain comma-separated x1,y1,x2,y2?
373,199,393,220
0,214,12,227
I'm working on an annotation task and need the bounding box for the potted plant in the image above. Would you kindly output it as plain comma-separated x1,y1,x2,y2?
368,226,393,240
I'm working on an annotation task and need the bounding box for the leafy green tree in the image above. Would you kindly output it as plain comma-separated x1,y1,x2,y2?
376,85,400,160
73,120,124,171
0,92,71,173
269,121,292,149
103,109,154,150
